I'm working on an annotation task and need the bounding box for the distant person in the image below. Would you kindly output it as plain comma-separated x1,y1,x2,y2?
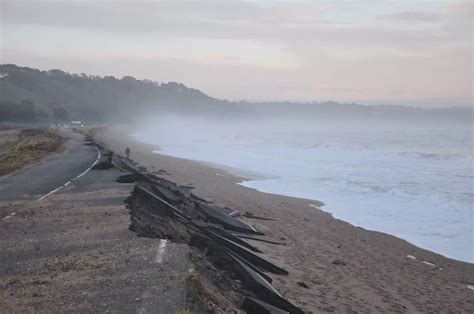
125,146,131,159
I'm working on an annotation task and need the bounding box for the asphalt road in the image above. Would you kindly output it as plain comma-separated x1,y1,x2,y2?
0,131,189,312
0,130,99,202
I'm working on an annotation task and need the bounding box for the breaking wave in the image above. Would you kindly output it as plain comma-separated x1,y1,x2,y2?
134,117,473,262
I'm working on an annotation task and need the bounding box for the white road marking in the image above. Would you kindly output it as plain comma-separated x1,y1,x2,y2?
422,261,436,267
406,255,416,260
155,239,168,264
38,146,101,201
467,285,474,291
137,290,153,314
76,147,101,179
3,212,16,220
137,239,169,313
308,204,319,209
229,210,240,217
37,185,65,201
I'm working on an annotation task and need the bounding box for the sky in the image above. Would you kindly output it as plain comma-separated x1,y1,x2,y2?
1,0,472,107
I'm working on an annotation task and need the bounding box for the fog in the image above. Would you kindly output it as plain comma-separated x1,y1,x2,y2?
133,104,472,154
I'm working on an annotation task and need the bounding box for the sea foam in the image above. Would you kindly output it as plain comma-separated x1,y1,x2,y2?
134,118,473,262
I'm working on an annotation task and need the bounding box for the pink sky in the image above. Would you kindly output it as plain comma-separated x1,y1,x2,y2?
1,0,472,107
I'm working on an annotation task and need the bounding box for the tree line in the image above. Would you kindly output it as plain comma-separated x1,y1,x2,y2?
0,64,223,123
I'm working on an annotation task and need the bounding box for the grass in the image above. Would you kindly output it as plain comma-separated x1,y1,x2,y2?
0,128,63,176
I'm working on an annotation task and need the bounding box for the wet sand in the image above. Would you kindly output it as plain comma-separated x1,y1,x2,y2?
94,126,473,313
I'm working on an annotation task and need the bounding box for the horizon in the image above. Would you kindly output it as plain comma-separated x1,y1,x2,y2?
1,0,472,108
0,2,473,311
2,63,472,110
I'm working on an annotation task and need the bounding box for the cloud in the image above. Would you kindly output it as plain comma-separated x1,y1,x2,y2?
2,0,467,53
1,0,472,105
1,1,270,38
445,1,473,20
381,11,440,22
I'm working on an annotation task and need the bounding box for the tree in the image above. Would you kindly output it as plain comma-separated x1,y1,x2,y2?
0,100,36,122
17,100,36,121
52,106,68,121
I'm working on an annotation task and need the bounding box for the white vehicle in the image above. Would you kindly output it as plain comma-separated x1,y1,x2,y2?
71,121,85,127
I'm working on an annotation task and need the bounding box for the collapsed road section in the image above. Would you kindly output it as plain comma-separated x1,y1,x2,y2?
92,140,303,313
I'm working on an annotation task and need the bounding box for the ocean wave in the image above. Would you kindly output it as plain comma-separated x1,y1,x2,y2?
134,121,473,262
400,151,442,159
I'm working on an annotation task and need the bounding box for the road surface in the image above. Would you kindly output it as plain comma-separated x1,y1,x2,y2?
0,130,99,202
0,131,189,313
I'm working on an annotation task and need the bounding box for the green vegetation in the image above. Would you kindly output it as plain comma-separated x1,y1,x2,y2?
1,64,469,124
0,100,38,122
0,129,63,176
0,64,225,123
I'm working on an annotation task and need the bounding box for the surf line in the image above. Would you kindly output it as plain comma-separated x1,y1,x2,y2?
37,146,101,201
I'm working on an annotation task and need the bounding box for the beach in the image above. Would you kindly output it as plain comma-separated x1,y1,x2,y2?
94,126,473,312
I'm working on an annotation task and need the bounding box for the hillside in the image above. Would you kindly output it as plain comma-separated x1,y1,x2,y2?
0,64,229,122
0,64,471,124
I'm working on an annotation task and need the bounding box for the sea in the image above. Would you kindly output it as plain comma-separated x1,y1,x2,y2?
133,116,473,262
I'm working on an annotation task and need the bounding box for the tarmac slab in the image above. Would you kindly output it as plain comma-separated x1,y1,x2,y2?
0,158,189,312
0,131,98,202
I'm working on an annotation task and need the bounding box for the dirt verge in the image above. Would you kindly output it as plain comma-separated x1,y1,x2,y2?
0,128,63,176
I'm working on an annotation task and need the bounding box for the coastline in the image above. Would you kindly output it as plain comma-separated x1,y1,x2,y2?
94,126,473,312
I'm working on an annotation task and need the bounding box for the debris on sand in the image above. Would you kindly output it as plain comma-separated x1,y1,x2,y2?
116,155,303,313
332,259,347,266
297,281,309,289
242,211,277,221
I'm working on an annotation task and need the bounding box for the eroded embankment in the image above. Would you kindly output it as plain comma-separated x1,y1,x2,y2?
94,141,302,313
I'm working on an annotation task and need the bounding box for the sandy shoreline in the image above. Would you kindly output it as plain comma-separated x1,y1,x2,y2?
94,126,473,312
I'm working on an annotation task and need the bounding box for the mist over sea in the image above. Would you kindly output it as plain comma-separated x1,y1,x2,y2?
134,114,473,262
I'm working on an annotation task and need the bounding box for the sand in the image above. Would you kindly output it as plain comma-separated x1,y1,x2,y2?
94,126,473,313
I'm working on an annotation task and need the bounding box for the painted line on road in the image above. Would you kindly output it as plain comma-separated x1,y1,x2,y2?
155,239,168,264
137,239,169,314
37,185,65,201
75,147,101,179
37,146,101,201
3,212,16,220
